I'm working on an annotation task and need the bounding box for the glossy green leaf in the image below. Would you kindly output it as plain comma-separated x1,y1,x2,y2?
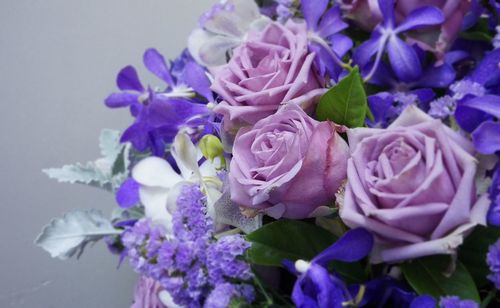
316,66,368,128
246,220,336,267
402,255,480,302
459,226,500,287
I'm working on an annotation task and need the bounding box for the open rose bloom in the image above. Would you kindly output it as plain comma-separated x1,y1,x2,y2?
230,104,348,219
35,0,500,306
340,106,490,263
212,20,324,132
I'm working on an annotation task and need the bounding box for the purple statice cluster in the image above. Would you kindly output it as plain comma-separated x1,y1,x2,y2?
429,80,487,119
275,0,293,23
487,239,500,289
121,184,254,307
439,296,479,308
366,88,435,128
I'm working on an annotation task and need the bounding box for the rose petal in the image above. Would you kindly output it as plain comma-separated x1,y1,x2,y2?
341,185,425,243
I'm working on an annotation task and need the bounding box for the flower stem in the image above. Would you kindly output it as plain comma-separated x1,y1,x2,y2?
481,289,497,308
253,272,273,305
214,228,241,239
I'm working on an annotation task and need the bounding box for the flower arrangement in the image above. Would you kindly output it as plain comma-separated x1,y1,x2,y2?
35,0,500,307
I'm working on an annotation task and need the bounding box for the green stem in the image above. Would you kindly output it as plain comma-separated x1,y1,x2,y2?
481,289,497,308
214,228,241,239
253,272,273,305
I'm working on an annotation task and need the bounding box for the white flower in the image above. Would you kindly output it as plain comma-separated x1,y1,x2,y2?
132,133,222,232
188,0,269,67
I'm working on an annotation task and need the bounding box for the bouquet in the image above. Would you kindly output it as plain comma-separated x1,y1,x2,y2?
35,0,500,307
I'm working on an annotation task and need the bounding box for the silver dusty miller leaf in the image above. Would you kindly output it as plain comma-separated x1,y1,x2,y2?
213,192,262,234
35,209,121,260
43,129,130,191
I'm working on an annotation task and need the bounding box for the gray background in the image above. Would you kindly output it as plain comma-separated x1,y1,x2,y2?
0,0,215,307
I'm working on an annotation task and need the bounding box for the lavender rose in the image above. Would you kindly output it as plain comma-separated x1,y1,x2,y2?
131,276,166,308
212,20,324,132
340,106,489,263
229,104,348,219
340,0,471,59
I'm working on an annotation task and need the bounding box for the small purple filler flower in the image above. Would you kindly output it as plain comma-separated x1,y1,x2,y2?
487,239,500,289
122,184,254,307
439,296,479,308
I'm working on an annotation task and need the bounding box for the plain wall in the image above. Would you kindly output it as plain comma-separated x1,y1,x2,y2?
0,1,216,307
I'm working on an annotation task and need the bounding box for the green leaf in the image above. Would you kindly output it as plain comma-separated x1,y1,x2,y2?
459,31,493,42
402,255,480,302
246,220,336,267
459,17,494,43
331,260,368,284
459,226,500,287
316,66,368,128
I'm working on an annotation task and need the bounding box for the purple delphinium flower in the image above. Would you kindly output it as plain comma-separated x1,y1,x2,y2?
362,277,432,307
409,295,437,308
105,48,215,156
487,239,500,289
365,47,468,91
288,228,374,307
115,178,140,209
122,184,254,307
366,89,435,128
301,0,352,81
494,26,500,49
488,169,500,226
453,49,500,226
439,296,479,308
276,0,293,23
353,0,444,82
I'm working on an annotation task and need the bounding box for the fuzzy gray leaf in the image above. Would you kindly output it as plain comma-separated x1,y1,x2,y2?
43,129,130,191
214,192,262,234
99,129,123,160
43,162,111,189
35,209,121,260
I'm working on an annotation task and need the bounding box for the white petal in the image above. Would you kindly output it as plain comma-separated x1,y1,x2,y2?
199,160,218,178
172,133,200,180
470,194,490,225
132,157,182,188
205,186,223,219
232,0,263,26
158,290,181,308
187,28,240,67
138,186,173,232
165,181,190,215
